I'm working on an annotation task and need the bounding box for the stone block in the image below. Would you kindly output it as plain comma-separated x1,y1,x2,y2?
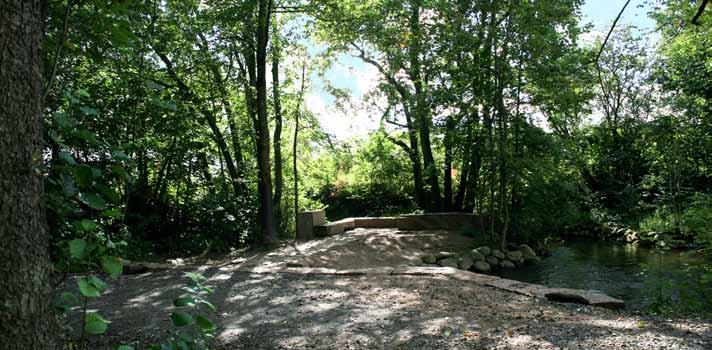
296,210,326,240
314,218,356,237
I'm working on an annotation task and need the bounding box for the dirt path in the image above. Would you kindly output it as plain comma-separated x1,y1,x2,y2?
76,229,711,349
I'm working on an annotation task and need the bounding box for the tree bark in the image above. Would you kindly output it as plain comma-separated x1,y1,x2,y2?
408,0,440,211
0,0,58,348
443,115,455,211
271,28,284,234
254,0,278,244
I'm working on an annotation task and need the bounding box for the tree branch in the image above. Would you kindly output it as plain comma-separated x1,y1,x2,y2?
692,0,709,25
592,0,631,65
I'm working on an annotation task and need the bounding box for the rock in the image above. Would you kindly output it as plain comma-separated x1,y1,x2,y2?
469,250,485,261
472,261,491,273
286,261,305,268
474,246,491,256
435,251,456,260
625,230,639,243
543,288,624,309
499,260,516,268
518,244,537,258
421,254,437,264
524,256,541,264
486,255,499,266
506,251,523,261
458,255,474,270
601,223,612,235
492,249,505,259
438,257,459,268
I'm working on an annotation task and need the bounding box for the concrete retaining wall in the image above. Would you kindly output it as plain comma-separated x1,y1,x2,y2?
300,211,492,238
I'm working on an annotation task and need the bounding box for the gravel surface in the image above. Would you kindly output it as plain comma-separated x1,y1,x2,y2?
71,229,711,349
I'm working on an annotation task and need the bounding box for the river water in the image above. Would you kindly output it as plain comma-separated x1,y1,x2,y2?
495,240,712,311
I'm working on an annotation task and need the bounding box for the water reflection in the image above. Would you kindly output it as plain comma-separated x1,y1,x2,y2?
495,240,712,311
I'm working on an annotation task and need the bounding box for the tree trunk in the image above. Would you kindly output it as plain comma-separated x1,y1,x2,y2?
294,53,308,235
443,115,455,211
408,0,441,211
271,29,284,234
0,0,58,348
254,0,277,244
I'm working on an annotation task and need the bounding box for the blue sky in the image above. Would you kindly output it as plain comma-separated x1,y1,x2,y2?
307,0,657,140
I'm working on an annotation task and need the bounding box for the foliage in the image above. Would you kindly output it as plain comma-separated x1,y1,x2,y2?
148,272,218,350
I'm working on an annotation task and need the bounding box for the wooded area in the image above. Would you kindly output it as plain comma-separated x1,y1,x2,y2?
1,0,711,349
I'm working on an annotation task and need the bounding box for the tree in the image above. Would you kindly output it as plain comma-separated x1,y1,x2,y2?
0,0,58,348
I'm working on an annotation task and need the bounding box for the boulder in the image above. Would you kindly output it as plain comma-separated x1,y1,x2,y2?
486,255,499,266
438,257,459,268
506,251,523,261
625,229,639,243
518,244,537,258
492,249,505,259
500,260,516,268
458,255,474,270
472,261,491,273
470,250,485,261
435,251,456,260
524,256,541,264
421,254,437,264
474,246,491,256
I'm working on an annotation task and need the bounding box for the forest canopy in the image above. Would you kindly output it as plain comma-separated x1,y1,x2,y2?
36,0,711,253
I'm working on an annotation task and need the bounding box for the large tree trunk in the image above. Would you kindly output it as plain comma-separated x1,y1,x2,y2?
408,0,440,211
254,0,277,244
0,0,58,348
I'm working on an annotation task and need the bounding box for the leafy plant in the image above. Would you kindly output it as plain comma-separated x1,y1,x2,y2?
149,272,218,350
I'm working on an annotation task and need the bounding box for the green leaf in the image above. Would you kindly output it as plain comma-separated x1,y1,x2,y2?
111,165,131,182
101,256,123,278
76,129,99,144
95,183,120,203
198,299,216,312
183,272,206,284
61,291,80,306
116,346,135,350
80,106,99,115
88,275,108,291
173,297,195,307
76,89,90,98
79,192,107,210
59,151,77,165
84,312,110,335
55,292,79,312
60,171,77,197
69,239,87,260
170,312,193,327
74,165,94,187
112,150,130,162
77,278,101,298
74,219,97,232
195,315,216,333
101,208,123,218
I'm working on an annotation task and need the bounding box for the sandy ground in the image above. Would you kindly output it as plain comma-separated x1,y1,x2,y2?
70,229,711,349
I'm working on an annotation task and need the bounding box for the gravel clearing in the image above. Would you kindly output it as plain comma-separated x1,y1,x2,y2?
74,229,711,349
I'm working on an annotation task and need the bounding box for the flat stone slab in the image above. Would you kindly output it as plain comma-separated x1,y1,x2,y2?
314,218,356,237
541,288,625,309
484,279,625,309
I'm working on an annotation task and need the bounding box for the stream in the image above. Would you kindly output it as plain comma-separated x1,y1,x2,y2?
494,240,712,311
